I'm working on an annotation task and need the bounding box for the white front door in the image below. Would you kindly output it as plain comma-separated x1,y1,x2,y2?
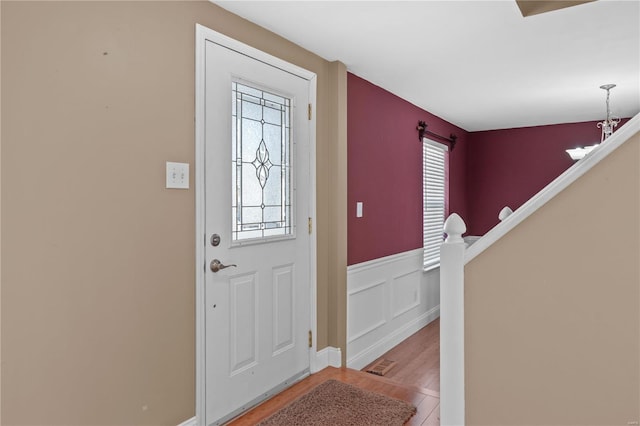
197,28,316,426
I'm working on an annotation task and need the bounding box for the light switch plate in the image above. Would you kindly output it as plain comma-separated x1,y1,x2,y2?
356,202,363,218
166,162,189,189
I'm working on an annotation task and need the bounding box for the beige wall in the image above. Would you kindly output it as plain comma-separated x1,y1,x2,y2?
465,132,640,425
326,61,348,359
315,60,348,357
0,2,346,424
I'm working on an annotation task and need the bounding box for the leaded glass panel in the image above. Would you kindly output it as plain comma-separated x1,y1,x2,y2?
232,82,292,242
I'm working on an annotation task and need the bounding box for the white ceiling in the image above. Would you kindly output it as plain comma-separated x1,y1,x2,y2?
213,0,640,131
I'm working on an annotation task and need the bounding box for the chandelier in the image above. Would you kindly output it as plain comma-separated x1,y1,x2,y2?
566,84,620,161
597,84,620,142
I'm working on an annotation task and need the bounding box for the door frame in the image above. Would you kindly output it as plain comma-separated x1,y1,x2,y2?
194,24,318,425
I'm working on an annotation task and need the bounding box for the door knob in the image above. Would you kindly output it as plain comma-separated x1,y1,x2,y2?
210,259,237,273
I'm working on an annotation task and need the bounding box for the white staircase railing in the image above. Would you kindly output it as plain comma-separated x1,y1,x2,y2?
439,113,639,426
465,113,639,264
439,213,467,426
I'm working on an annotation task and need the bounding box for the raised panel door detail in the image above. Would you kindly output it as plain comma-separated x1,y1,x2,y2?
229,273,258,376
272,264,295,355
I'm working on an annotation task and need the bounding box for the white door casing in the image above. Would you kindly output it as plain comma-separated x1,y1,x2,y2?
195,25,317,426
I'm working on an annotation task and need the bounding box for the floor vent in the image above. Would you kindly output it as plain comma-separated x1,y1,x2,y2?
366,358,397,376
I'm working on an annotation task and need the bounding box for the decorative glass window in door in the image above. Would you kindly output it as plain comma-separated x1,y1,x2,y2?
232,82,292,242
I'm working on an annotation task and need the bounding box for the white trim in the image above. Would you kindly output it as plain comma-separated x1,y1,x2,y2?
305,68,319,387
465,113,640,264
347,248,424,275
194,24,207,426
328,347,342,368
177,417,198,426
439,216,466,426
346,306,440,370
198,26,315,81
194,24,317,426
313,346,343,372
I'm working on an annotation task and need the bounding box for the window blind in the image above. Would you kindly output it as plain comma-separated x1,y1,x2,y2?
423,139,448,271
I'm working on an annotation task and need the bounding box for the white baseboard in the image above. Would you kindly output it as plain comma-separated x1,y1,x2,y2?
177,416,197,426
346,306,439,370
328,347,342,367
313,346,342,372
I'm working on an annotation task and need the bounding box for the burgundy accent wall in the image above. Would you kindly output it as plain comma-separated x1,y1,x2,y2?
347,72,630,265
347,73,469,265
466,118,631,235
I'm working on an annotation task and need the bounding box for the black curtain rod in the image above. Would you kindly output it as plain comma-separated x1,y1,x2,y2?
417,121,457,150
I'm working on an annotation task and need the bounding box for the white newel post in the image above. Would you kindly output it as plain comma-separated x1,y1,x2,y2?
440,213,467,426
498,206,513,221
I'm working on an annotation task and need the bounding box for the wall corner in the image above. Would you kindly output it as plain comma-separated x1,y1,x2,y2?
326,60,348,365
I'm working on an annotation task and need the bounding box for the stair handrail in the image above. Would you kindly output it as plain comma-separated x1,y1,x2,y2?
439,113,639,425
465,113,639,265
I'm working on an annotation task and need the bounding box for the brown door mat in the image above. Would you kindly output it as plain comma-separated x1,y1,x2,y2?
256,379,416,426
365,358,397,376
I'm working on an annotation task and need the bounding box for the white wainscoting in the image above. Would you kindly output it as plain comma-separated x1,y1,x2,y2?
346,248,440,370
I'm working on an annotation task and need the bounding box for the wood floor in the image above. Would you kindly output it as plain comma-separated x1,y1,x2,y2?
363,318,440,394
227,319,440,425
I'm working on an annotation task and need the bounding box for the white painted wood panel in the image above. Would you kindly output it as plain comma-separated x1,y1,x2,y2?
229,273,258,375
392,269,422,319
348,281,387,342
272,264,294,355
346,248,440,369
